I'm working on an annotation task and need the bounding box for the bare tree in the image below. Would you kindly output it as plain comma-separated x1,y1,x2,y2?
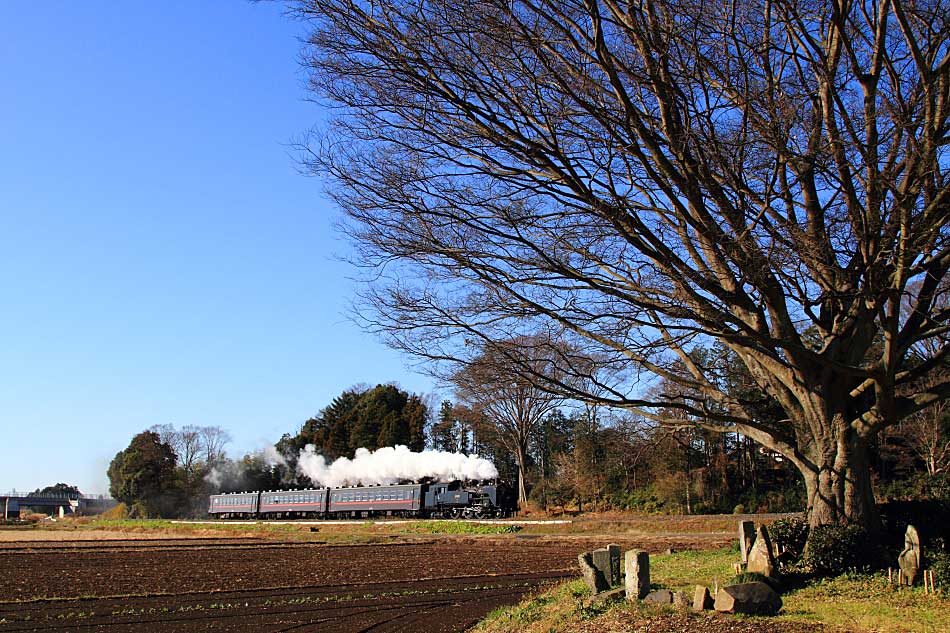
177,425,203,474
296,0,950,529
903,399,950,476
452,337,564,504
199,426,231,467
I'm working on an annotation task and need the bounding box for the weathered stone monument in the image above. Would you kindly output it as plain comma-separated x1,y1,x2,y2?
578,552,610,593
624,549,650,600
746,525,777,577
591,548,614,586
898,525,921,586
738,520,755,564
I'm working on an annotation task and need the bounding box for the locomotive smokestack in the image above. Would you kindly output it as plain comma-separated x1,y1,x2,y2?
296,445,498,487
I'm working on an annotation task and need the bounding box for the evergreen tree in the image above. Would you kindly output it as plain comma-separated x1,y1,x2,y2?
107,431,180,517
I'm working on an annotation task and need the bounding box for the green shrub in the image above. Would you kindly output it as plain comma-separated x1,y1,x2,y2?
930,550,950,592
803,524,876,576
771,515,809,566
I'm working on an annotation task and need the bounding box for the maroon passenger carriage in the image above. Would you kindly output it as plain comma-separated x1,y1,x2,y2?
207,492,259,519
326,484,424,518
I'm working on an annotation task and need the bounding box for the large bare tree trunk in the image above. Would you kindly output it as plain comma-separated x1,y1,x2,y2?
515,444,528,507
779,409,881,530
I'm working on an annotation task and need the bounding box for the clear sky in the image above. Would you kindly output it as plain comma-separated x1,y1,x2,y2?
0,1,434,495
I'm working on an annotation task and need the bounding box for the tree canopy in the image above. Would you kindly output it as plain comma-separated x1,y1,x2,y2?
289,384,428,461
107,431,179,518
297,0,950,528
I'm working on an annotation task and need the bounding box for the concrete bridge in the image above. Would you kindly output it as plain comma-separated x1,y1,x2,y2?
1,493,117,519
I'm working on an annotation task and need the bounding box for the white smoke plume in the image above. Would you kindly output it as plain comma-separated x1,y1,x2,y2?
297,445,498,487
261,445,289,468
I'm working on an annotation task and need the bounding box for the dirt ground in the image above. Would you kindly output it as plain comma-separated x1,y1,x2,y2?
0,536,578,632
0,529,734,632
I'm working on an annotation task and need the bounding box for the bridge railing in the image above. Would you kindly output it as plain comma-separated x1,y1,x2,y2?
0,492,114,501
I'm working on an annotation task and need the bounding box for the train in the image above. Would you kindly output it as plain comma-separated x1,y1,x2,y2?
208,480,516,520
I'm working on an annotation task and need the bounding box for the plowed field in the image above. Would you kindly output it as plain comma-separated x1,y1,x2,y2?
0,538,579,632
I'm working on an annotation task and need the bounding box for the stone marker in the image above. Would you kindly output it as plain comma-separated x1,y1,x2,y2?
714,582,782,616
607,544,622,586
578,552,609,593
898,525,921,586
644,589,673,604
624,550,650,600
592,548,613,587
673,590,690,608
692,585,712,611
739,520,755,563
746,525,777,577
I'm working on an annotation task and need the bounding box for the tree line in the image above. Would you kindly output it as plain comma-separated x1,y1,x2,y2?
107,367,948,518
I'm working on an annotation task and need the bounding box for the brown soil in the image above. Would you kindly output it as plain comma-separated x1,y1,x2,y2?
0,538,580,632
0,533,735,632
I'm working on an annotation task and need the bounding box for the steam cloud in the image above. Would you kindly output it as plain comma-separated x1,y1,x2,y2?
297,445,498,487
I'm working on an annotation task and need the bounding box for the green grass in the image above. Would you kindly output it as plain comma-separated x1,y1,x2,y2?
477,579,591,632
649,545,738,591
779,572,949,632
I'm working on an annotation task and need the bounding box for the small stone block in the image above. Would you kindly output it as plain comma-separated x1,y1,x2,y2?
692,585,712,611
673,590,690,608
714,582,782,616
624,550,650,600
585,586,626,607
644,589,673,604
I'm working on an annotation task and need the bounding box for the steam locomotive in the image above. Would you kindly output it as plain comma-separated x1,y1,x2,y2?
208,481,516,520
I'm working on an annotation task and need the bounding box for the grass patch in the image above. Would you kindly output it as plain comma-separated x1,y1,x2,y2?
649,545,738,591
780,572,949,632
473,546,950,632
398,521,521,535
476,579,591,632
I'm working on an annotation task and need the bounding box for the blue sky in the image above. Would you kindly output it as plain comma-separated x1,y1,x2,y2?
0,1,434,494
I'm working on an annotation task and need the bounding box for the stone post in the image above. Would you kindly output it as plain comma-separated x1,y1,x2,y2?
607,544,622,586
738,520,755,564
624,549,650,600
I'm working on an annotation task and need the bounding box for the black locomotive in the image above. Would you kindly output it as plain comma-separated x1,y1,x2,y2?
208,480,515,520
